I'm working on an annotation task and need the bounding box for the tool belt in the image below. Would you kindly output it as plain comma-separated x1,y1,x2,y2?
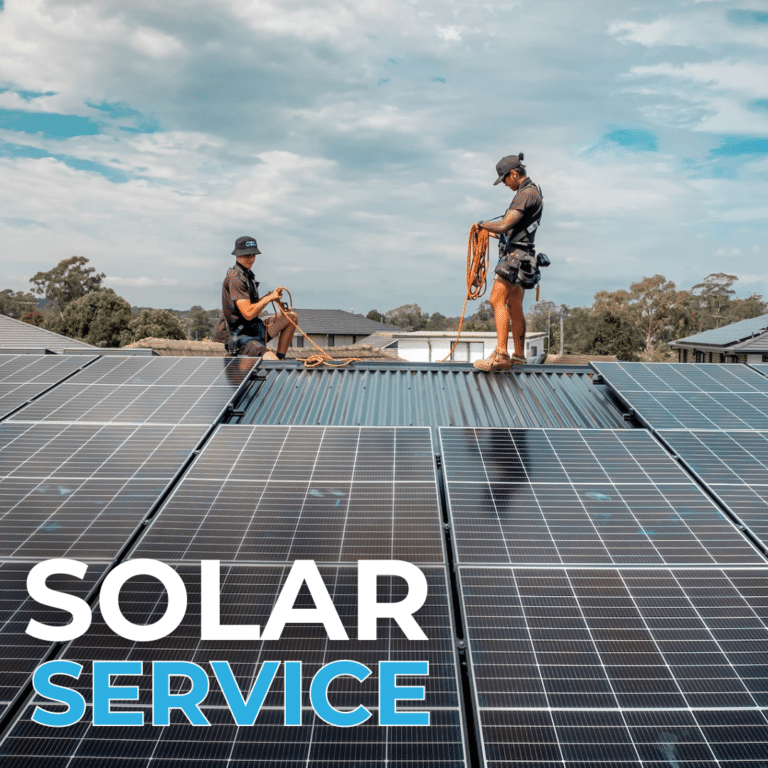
495,249,550,289
225,318,267,356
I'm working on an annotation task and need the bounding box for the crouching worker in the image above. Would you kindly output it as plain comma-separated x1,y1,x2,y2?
474,153,543,372
213,235,298,359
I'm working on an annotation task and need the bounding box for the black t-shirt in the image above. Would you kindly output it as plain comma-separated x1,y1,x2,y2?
502,178,543,252
213,263,265,343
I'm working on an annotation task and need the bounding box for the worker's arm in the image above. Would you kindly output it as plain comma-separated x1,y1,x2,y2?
236,289,281,321
479,209,523,235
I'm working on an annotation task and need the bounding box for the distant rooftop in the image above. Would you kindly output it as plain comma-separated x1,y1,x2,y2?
672,313,768,348
0,314,94,353
287,309,399,335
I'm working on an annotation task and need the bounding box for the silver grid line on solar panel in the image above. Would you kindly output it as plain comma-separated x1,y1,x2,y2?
440,427,765,567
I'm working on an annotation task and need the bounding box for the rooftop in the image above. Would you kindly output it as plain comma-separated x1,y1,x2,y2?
672,313,768,348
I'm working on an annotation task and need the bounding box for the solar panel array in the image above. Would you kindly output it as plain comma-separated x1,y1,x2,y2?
592,361,768,430
5,358,768,767
0,354,96,420
9,356,257,426
440,427,764,567
133,425,445,564
660,429,768,554
2,425,470,766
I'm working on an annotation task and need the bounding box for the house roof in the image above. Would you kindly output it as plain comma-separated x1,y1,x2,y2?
0,313,94,353
286,309,399,335
235,361,628,431
671,313,768,349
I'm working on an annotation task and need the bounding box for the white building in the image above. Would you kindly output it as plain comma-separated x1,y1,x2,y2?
381,331,548,364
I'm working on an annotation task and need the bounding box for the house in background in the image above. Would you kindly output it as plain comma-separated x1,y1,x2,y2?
367,330,548,364
279,309,399,348
670,313,768,364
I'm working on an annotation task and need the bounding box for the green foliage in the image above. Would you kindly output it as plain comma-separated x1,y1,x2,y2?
186,306,214,340
0,288,37,319
30,256,105,315
588,312,644,361
366,309,385,324
120,309,188,345
463,301,495,332
384,303,429,331
21,310,45,327
59,289,132,347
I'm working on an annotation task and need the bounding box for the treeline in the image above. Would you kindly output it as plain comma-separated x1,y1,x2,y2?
369,273,767,361
0,257,218,346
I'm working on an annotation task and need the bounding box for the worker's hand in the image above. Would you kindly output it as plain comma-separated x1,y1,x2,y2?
267,288,282,301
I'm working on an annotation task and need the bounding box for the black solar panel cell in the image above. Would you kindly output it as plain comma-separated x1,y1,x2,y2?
133,426,445,564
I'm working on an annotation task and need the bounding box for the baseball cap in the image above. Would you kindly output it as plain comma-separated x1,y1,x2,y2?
493,153,525,185
232,236,262,256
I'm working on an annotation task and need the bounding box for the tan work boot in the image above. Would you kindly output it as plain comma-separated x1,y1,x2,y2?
473,347,512,372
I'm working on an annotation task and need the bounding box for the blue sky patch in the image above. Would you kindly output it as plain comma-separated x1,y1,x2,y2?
709,135,768,157
0,141,129,183
432,77,446,83
727,9,768,25
0,109,100,139
750,99,768,112
87,101,141,119
602,129,657,152
17,90,55,101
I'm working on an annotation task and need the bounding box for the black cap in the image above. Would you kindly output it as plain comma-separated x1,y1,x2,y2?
232,236,261,256
493,153,525,185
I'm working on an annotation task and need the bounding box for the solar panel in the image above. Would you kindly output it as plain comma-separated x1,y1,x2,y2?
660,430,768,554
0,560,105,721
440,428,765,567
0,423,207,562
0,355,97,421
592,361,768,430
460,566,768,767
8,356,257,426
132,425,446,564
750,363,768,379
1,563,468,767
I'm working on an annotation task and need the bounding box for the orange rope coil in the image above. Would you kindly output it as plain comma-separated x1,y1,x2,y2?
440,224,490,362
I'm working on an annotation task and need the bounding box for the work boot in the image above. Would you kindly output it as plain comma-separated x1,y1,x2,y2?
473,347,512,372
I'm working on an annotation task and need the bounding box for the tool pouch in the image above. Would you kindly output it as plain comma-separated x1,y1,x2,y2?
494,250,551,289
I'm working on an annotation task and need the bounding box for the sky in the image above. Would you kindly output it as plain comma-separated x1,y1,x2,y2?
0,0,767,316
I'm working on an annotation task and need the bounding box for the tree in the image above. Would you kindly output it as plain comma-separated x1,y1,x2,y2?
30,256,106,315
59,288,132,347
120,309,188,346
726,293,768,324
186,306,214,340
0,288,37,319
463,300,496,331
366,309,385,324
21,310,45,327
588,311,644,361
384,304,429,331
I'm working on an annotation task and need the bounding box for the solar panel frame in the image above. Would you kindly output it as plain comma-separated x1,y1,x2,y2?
131,425,448,566
592,361,768,431
439,427,765,568
1,563,469,767
459,565,768,768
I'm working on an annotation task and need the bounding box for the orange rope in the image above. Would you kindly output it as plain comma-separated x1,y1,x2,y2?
268,287,362,368
440,223,490,362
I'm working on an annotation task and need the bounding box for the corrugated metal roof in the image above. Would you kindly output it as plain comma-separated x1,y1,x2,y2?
235,361,630,430
0,314,94,352
672,314,768,347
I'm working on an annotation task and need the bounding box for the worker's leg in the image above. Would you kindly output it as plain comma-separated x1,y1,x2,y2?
490,276,514,353
506,284,526,359
264,312,298,355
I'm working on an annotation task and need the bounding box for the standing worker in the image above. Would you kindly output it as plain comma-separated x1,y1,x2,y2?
214,235,298,359
473,153,543,372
